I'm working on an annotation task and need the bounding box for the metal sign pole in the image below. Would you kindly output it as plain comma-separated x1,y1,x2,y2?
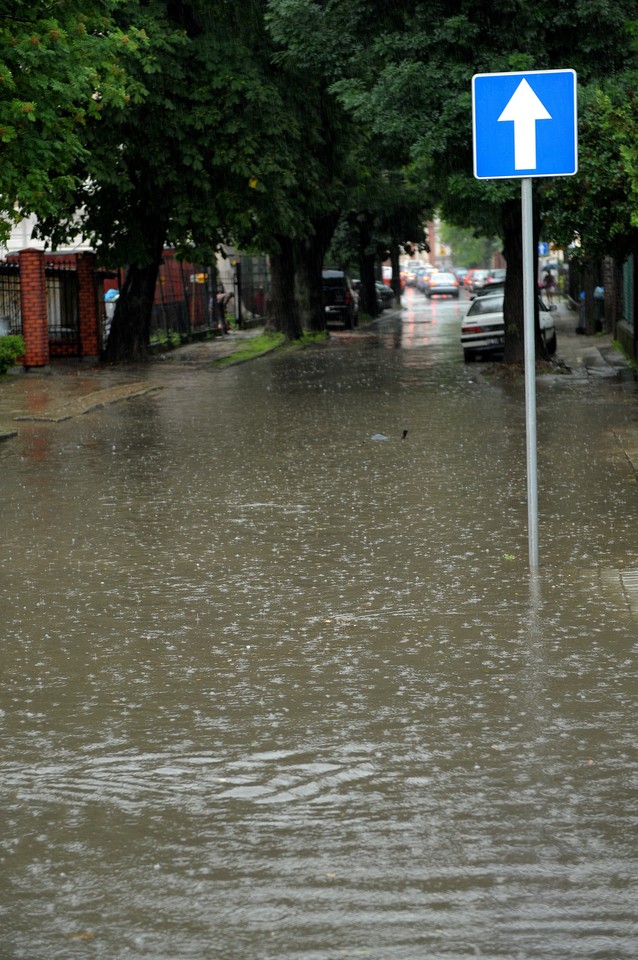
522,177,539,570
472,68,578,570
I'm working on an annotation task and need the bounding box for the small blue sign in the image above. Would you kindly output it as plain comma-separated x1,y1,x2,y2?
473,69,577,179
538,241,549,256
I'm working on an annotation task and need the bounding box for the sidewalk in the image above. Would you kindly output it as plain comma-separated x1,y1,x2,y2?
551,297,631,379
549,296,638,478
0,327,266,435
1,304,636,435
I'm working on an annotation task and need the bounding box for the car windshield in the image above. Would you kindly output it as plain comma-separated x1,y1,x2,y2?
467,295,503,316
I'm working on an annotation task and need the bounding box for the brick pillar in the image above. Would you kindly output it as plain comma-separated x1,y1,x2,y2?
76,252,100,359
19,248,49,367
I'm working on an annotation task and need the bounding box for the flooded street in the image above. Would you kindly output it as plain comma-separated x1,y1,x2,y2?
2,287,638,959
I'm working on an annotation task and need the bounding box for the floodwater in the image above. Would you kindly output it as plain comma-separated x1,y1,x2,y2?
1,288,638,959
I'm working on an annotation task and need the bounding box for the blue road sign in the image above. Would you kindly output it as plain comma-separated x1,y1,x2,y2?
472,69,577,179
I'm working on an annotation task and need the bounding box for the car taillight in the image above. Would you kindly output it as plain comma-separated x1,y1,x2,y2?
465,325,484,334
345,291,351,303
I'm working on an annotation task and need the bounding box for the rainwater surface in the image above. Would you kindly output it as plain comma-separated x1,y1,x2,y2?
1,289,637,959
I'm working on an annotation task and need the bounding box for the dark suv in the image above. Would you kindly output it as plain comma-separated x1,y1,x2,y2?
322,269,358,329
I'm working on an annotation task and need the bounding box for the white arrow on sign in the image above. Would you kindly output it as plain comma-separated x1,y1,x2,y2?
497,78,551,170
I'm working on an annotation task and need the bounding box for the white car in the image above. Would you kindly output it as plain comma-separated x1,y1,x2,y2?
461,292,556,361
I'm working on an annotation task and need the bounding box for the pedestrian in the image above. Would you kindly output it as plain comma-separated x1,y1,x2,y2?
576,290,586,334
216,287,234,334
593,284,605,332
542,270,555,305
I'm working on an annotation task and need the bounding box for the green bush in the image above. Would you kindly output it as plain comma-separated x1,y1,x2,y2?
0,335,25,375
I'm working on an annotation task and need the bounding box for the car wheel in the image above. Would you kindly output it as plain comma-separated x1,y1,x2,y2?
463,349,474,362
545,331,557,355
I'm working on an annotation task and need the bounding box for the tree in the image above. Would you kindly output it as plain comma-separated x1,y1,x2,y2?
38,0,305,360
0,0,140,238
543,80,638,265
541,79,638,332
439,223,500,269
325,169,430,316
267,0,638,361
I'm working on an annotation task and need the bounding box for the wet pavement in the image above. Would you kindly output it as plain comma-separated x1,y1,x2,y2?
1,290,638,960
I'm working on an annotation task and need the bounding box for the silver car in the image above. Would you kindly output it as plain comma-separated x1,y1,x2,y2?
461,292,556,361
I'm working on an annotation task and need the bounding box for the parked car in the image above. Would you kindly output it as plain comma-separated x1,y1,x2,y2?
376,281,395,309
465,268,490,293
425,270,460,299
460,291,556,361
403,260,426,286
415,269,429,292
416,265,438,292
482,268,506,290
462,268,480,291
322,269,358,328
475,277,504,297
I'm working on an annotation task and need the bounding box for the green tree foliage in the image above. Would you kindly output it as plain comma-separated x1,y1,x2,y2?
37,0,307,358
267,0,638,360
439,222,500,268
0,1,141,238
543,79,638,264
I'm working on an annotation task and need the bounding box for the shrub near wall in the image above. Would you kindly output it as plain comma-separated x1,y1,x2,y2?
0,336,26,374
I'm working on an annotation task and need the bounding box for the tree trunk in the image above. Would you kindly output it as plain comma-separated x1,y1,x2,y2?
269,236,302,339
390,243,401,301
295,240,325,332
502,199,524,364
357,214,380,318
294,214,339,332
104,218,167,363
358,249,378,317
502,196,543,363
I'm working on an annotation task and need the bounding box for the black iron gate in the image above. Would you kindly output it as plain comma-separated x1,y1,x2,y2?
0,263,22,336
46,261,80,356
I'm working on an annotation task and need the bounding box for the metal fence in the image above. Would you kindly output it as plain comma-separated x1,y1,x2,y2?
151,259,216,339
220,255,269,326
0,263,22,335
236,255,269,321
46,258,80,355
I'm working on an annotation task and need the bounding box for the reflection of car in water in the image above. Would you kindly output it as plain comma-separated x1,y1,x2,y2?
461,292,557,361
322,269,358,328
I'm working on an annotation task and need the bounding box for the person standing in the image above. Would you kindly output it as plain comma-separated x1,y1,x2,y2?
542,270,555,305
593,284,605,332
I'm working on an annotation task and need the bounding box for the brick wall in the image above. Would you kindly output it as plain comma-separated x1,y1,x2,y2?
19,249,49,367
77,252,99,358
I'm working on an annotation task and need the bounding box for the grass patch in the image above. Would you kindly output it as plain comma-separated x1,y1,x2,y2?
214,331,285,365
613,340,638,369
150,330,184,349
296,330,329,346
